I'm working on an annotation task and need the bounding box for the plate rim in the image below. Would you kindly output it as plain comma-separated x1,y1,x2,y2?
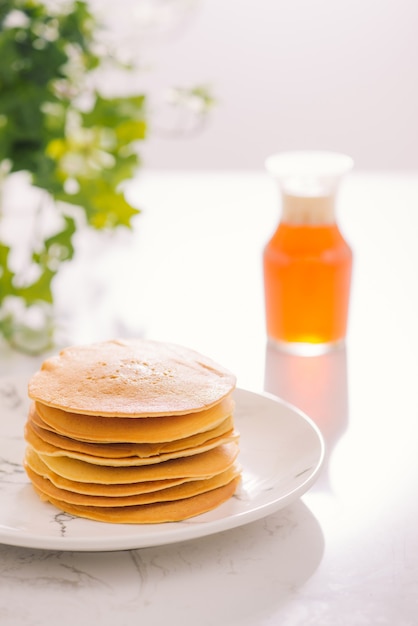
0,386,325,551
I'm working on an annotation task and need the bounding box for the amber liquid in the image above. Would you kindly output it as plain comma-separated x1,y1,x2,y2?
263,222,352,346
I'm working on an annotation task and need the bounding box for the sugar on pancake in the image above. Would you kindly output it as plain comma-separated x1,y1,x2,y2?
24,338,241,524
28,338,236,417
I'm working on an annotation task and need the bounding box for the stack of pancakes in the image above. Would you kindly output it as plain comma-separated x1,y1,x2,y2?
24,339,240,524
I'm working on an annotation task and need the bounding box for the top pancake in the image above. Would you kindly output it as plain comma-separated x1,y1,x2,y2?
28,338,236,417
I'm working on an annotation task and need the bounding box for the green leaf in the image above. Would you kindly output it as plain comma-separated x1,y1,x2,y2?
0,243,16,303
115,119,147,143
17,267,56,305
55,179,140,229
82,94,146,130
0,241,56,306
33,216,77,268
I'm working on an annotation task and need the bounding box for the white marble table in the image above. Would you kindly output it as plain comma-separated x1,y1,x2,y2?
1,171,418,625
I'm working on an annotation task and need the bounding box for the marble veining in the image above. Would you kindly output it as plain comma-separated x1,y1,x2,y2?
0,456,26,484
53,511,77,537
0,378,28,487
0,379,23,411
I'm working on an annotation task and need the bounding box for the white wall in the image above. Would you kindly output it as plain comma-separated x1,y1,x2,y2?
96,0,418,171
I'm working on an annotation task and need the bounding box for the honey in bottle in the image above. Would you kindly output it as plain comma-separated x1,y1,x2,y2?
263,151,353,354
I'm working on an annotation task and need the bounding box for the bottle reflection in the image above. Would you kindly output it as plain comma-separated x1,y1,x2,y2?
264,343,349,491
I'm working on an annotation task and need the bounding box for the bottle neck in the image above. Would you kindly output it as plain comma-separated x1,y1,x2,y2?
281,193,336,225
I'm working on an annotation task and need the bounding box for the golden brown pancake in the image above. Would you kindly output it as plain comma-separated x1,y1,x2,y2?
27,411,235,459
25,447,202,496
28,339,236,417
32,477,241,523
25,462,240,507
25,419,239,467
29,441,239,484
32,394,234,443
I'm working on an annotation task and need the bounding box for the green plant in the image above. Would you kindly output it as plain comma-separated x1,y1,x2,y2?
0,0,147,352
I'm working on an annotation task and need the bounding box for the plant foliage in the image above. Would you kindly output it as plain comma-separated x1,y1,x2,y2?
0,0,146,350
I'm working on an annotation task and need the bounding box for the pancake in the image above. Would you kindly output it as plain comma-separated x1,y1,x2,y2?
32,477,241,523
25,419,239,467
28,338,236,416
25,462,241,507
32,394,234,443
29,441,239,484
25,338,241,524
24,447,203,496
27,410,235,459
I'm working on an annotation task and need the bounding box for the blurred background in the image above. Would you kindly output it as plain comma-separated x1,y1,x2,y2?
1,0,417,355
91,0,418,171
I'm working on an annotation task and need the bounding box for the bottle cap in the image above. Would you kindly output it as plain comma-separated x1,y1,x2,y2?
265,151,353,197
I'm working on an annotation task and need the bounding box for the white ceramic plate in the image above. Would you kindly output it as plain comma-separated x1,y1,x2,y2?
0,381,324,551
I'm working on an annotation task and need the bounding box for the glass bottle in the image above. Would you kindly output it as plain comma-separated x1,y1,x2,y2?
263,151,353,355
